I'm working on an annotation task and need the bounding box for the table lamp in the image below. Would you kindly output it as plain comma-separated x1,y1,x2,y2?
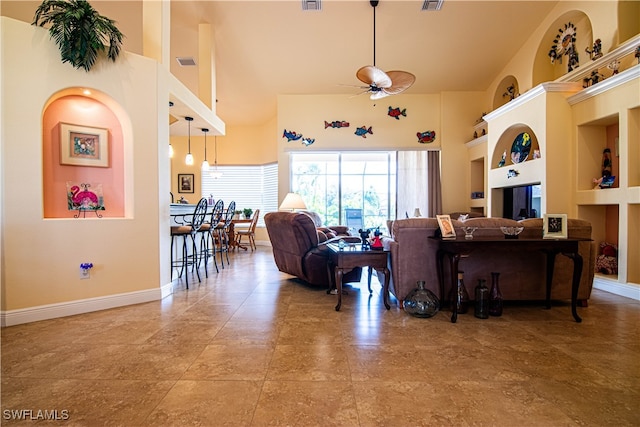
279,193,307,211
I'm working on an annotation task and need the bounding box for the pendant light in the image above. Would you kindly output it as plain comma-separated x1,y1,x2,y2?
184,116,194,165
210,135,223,179
201,128,210,171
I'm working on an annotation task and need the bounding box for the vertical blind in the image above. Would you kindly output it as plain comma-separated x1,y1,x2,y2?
201,163,277,227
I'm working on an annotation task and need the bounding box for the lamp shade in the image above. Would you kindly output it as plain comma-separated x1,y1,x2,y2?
279,193,307,211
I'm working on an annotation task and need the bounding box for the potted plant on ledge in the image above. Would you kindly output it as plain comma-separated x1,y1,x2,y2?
32,0,124,72
243,208,253,219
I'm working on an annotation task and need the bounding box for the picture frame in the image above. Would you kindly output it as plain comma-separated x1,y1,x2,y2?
543,213,568,239
60,123,109,167
436,214,456,239
178,173,194,193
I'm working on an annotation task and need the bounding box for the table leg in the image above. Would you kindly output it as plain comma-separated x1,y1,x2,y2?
544,251,557,310
564,251,583,323
335,268,343,311
449,253,461,323
436,249,445,303
367,267,373,293
382,267,390,310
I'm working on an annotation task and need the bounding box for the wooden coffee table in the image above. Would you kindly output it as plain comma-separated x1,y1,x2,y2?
325,243,390,311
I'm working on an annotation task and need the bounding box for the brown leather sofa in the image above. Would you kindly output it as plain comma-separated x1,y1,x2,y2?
378,216,595,307
264,211,362,288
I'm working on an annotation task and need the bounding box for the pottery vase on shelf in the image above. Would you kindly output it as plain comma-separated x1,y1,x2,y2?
474,279,489,319
489,272,503,316
404,281,440,318
450,271,469,314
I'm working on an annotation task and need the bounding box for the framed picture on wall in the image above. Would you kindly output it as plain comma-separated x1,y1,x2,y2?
178,174,194,193
543,213,568,239
60,123,109,167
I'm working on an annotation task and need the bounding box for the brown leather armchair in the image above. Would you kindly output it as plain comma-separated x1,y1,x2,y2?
264,211,362,288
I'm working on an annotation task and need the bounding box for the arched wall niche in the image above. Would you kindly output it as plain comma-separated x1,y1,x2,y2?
491,123,540,170
532,10,592,87
492,75,519,110
42,88,133,218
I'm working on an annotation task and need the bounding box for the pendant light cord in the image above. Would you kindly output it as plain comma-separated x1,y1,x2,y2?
372,1,377,67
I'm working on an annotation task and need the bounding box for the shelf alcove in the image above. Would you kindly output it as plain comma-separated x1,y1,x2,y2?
42,89,127,218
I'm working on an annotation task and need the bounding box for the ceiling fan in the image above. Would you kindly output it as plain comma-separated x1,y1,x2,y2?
355,0,416,100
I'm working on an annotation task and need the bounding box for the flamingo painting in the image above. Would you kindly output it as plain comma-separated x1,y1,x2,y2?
67,182,104,211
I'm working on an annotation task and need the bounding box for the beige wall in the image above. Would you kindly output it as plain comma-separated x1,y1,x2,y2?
1,17,171,314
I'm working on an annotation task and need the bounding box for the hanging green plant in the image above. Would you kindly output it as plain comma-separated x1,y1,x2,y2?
32,0,124,72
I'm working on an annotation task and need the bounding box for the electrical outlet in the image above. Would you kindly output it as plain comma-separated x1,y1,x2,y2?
80,268,90,280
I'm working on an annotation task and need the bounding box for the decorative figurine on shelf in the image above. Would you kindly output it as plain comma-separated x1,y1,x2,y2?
502,84,518,100
179,196,189,204
507,169,520,178
549,22,578,73
585,39,603,60
607,59,620,75
497,150,506,167
590,70,604,85
593,148,616,189
358,228,371,250
533,149,541,159
473,130,478,139
635,45,640,64
371,227,384,251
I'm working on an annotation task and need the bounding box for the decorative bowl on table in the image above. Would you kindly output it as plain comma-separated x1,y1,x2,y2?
461,226,477,240
500,226,524,239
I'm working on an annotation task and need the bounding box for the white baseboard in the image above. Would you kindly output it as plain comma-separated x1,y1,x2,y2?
1,283,173,327
593,275,640,301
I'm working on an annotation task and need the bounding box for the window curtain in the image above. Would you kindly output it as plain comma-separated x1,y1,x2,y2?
397,150,442,218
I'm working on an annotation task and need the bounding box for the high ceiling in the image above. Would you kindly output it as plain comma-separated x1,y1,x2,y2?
1,0,560,130
169,0,559,128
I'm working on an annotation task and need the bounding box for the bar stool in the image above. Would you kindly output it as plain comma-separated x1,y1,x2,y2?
215,201,235,267
170,198,208,289
199,199,224,275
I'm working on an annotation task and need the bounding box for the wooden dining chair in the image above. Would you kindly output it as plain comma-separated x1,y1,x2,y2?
236,209,260,251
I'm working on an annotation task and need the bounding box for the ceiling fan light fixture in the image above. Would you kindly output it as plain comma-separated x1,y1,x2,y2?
354,1,415,100
421,0,443,11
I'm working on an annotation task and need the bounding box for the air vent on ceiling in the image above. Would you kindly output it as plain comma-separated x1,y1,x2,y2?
421,0,443,11
176,57,196,66
302,0,321,11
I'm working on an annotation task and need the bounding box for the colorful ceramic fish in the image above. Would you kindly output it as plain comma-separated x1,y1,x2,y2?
417,130,436,144
355,126,373,138
324,120,349,129
301,137,315,146
388,107,406,120
282,129,303,142
507,169,520,178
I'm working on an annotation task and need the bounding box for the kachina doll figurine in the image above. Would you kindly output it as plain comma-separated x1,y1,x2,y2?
497,150,506,167
585,39,603,60
593,148,615,189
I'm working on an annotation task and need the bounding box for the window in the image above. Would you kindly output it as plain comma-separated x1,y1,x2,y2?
201,163,277,227
290,152,396,232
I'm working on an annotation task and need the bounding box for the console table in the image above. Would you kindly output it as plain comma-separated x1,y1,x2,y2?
431,236,586,323
325,243,390,311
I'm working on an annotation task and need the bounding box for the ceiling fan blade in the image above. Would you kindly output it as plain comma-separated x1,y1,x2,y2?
356,65,392,88
384,71,416,95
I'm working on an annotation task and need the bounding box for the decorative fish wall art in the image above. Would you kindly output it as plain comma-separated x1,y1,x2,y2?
282,129,303,142
324,120,350,129
417,130,436,144
388,106,407,120
355,126,373,138
301,137,315,146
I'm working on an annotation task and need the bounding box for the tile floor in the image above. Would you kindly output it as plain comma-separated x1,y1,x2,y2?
2,247,639,426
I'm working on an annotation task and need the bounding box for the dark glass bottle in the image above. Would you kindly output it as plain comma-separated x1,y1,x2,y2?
489,272,503,316
451,271,469,314
404,281,440,318
474,279,489,319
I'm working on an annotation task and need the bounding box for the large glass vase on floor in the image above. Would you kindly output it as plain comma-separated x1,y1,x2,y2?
404,281,440,318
